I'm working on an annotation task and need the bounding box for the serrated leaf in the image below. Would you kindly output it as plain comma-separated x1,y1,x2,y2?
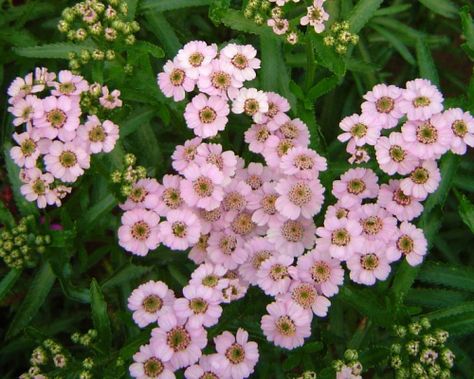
6,262,56,338
460,7,474,52
456,190,474,233
416,38,440,86
79,193,117,232
419,0,458,19
133,40,165,59
139,0,211,11
311,34,346,78
418,262,474,292
391,261,420,304
90,278,112,349
347,0,384,33
308,76,341,101
0,269,22,302
373,4,412,16
14,43,92,59
406,288,470,309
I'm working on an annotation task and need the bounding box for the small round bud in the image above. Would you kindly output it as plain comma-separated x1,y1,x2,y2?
105,5,117,20
3,241,13,252
124,64,134,74
89,22,103,35
394,325,407,338
116,357,125,367
136,166,147,179
58,20,69,33
37,246,46,254
332,359,344,372
254,14,264,26
83,357,94,369
62,8,75,22
75,28,88,41
324,36,335,46
330,22,341,33
420,348,438,365
409,322,422,336
80,49,91,63
391,355,402,369
243,8,254,19
391,343,402,354
406,340,420,356
89,83,102,97
71,332,81,343
67,30,76,41
271,7,283,19
441,348,455,368
344,349,358,362
28,366,41,375
340,21,350,30
105,50,116,60
93,2,105,13
43,235,51,245
428,364,441,377
302,371,317,379
122,23,132,35
350,362,363,376
92,49,105,61
130,21,140,32
422,334,437,347
335,44,347,55
31,347,48,365
261,1,271,11
125,34,136,45
124,154,136,166
121,184,133,197
79,370,92,379
53,353,67,368
104,27,117,41
420,317,431,330
434,329,449,344
350,35,359,45
119,3,128,15
411,362,424,376
111,171,122,183
286,32,298,45
87,329,98,339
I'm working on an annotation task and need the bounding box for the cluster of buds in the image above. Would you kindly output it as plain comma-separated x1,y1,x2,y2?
20,339,68,379
71,328,98,347
333,349,363,379
0,215,50,270
110,153,147,199
391,318,454,378
58,0,140,71
323,21,359,55
294,371,317,379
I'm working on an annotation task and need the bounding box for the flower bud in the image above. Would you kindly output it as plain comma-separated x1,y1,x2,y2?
125,34,136,45
124,153,136,166
409,322,422,336
58,20,70,33
75,28,88,41
106,50,116,60
344,349,358,362
92,49,105,60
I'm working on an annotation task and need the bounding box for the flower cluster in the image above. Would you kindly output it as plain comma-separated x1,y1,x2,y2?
243,0,330,44
323,21,359,55
19,339,69,379
58,0,139,70
391,319,454,379
0,215,50,270
7,68,121,209
333,349,364,379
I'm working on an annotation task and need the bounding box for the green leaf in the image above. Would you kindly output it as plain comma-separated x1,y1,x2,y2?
209,0,231,24
311,34,346,78
415,38,440,86
418,262,474,292
220,10,269,35
6,262,56,338
391,261,420,304
371,25,416,65
460,6,474,59
0,200,15,228
79,193,117,232
121,107,156,137
456,190,474,234
347,0,384,33
307,76,341,101
282,353,301,371
406,288,470,309
419,0,458,19
90,278,112,349
303,341,324,353
139,0,211,12
131,41,165,59
0,269,22,302
14,43,92,59
144,13,181,57
102,264,153,289
260,33,281,91
373,4,412,16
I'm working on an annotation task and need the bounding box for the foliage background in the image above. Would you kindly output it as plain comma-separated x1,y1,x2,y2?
1,0,474,377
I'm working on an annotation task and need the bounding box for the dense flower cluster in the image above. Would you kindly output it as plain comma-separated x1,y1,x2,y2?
390,319,454,379
58,0,139,70
7,68,121,208
243,0,330,44
333,78,474,278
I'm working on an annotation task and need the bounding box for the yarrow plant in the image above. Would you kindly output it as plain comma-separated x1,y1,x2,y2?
7,68,121,208
118,38,474,378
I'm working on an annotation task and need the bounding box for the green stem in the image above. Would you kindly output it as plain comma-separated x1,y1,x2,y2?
305,33,316,91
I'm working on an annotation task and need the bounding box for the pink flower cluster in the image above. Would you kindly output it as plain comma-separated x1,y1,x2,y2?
7,68,121,208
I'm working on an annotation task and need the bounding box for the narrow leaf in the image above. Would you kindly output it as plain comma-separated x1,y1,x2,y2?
144,13,181,57
418,262,474,292
456,190,474,234
139,0,211,12
0,269,22,302
416,38,440,86
419,0,458,19
348,0,384,33
90,278,112,349
308,76,341,101
371,25,416,65
14,43,92,59
6,262,56,338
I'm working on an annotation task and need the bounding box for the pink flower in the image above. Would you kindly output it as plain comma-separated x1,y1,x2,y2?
267,18,289,35
244,123,274,154
129,343,175,379
399,78,443,121
232,88,268,123
213,329,259,379
20,168,57,208
338,113,381,146
207,231,247,270
51,70,89,97
279,281,331,317
43,140,90,182
260,92,291,129
267,217,316,257
332,168,379,208
118,209,161,256
151,312,207,370
180,164,225,211
8,94,43,127
176,41,217,80
188,234,210,265
400,160,441,200
375,132,419,175
189,263,229,297
33,95,81,142
337,365,362,379
316,217,364,260
184,355,224,379
221,180,251,215
235,162,274,191
7,72,44,100
347,240,391,285
261,300,312,349
276,118,310,145
128,280,175,328
158,59,195,102
120,178,161,211
377,180,423,222
195,143,238,182
256,254,293,296
220,43,261,82
160,209,201,251
248,182,282,227
347,141,371,164
275,178,325,220
171,137,202,175
221,274,249,304
325,203,351,220
263,136,298,167
174,285,222,328
155,175,185,216
361,84,403,129
401,114,451,160
198,59,243,99
77,115,119,154
279,146,327,179
387,221,428,266
300,0,329,33
184,94,230,138
99,86,123,109
10,132,40,168
290,246,344,297
239,237,275,285
350,204,398,243
443,108,474,155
